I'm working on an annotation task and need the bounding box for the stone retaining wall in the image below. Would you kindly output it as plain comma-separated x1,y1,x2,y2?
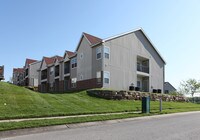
87,90,188,102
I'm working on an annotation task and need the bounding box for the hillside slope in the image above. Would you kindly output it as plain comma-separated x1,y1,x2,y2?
0,82,199,120
0,82,137,119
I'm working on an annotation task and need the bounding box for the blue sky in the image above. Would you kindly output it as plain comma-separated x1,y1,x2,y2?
0,0,200,89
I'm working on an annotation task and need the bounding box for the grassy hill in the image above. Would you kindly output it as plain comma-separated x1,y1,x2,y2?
0,82,200,120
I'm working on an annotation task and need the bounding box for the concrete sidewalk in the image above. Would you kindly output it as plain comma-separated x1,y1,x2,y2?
0,111,140,123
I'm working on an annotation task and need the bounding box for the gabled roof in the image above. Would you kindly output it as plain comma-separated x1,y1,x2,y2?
54,55,63,63
63,50,76,59
66,51,75,57
83,32,102,45
25,58,37,65
13,68,24,73
43,55,63,65
75,32,102,51
43,57,55,65
56,56,63,62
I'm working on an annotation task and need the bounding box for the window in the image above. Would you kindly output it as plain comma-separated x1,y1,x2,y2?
71,78,77,88
104,47,110,59
96,47,102,60
96,71,101,84
71,57,77,68
104,71,110,84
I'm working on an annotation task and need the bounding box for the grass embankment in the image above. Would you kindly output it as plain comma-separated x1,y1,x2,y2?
0,82,200,131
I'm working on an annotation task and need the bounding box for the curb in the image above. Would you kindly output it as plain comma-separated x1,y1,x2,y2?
0,111,139,123
1,111,200,139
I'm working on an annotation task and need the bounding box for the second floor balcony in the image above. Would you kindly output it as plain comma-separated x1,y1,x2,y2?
41,69,47,80
137,64,149,73
137,56,149,74
64,61,70,74
55,65,59,77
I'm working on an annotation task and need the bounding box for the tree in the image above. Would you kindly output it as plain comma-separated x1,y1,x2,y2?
179,79,200,98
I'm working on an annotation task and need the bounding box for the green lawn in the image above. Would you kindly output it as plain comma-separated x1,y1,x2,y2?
0,82,200,120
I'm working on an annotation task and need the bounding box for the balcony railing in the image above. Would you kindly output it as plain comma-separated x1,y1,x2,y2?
137,64,149,73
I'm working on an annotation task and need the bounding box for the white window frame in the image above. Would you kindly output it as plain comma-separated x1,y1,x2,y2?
104,46,110,59
103,71,110,84
71,78,77,88
96,47,102,60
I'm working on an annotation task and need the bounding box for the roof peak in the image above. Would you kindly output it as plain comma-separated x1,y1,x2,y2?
83,32,102,46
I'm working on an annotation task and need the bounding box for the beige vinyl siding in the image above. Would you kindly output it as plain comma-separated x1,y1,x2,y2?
103,30,164,92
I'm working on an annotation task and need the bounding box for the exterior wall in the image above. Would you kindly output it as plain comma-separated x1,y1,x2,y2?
77,37,92,81
38,70,41,91
77,78,102,90
29,61,41,87
39,60,47,92
103,30,165,92
134,31,165,92
48,65,54,92
60,61,64,81
75,37,103,90
70,57,77,79
91,45,103,79
103,34,136,90
13,72,18,85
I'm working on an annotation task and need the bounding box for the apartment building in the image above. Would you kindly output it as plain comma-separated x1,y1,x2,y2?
38,28,165,93
13,58,41,87
13,68,24,85
38,56,64,93
24,58,41,87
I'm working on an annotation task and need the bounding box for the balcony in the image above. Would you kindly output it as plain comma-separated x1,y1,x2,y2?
64,62,70,74
25,69,28,77
41,70,47,80
137,56,149,74
55,65,59,77
137,64,149,73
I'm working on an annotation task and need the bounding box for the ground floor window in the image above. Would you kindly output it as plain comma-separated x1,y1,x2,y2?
96,71,101,84
71,78,77,88
104,71,110,84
